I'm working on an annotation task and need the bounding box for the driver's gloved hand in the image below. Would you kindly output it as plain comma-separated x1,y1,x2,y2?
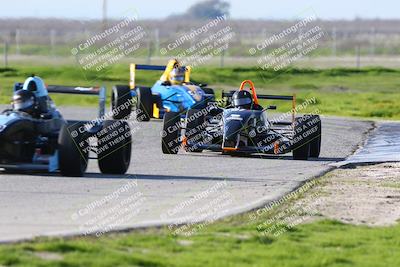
253,104,263,111
40,112,52,119
161,81,171,86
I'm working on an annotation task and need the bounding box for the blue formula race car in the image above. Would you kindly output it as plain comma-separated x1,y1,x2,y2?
0,76,132,176
111,59,215,121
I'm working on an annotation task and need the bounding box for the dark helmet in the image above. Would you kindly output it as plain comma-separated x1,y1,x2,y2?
13,89,37,114
232,90,253,109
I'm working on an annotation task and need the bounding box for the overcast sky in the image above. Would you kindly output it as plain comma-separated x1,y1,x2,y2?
0,0,396,20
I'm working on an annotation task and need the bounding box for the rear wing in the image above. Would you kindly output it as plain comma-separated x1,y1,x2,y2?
13,83,106,118
222,91,294,101
129,59,191,89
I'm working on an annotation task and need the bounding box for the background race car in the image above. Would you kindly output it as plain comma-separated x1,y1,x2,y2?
0,76,132,176
161,80,321,160
111,59,216,121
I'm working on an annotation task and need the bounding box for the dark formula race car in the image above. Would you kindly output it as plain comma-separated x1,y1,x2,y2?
111,59,215,121
0,76,132,176
161,80,321,160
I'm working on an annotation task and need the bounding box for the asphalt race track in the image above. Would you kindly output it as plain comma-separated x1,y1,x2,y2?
0,106,372,242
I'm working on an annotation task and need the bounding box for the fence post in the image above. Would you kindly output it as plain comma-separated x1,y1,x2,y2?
262,29,267,56
50,29,56,57
332,27,337,57
369,27,375,58
154,28,159,57
220,48,225,68
15,29,20,55
4,40,8,68
356,44,361,68
146,40,152,64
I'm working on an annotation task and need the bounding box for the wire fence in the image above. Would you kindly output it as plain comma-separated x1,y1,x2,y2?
1,19,400,68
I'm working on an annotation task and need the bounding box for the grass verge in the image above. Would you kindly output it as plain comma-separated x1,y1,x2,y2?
1,174,399,267
1,65,400,120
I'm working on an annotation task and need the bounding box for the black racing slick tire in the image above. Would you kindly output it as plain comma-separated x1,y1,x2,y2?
184,109,205,153
58,122,89,177
309,115,322,158
161,112,181,154
292,116,311,160
202,88,215,95
136,87,153,122
112,85,132,120
97,120,132,174
201,87,216,106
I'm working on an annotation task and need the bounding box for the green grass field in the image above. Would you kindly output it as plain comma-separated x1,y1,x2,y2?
1,176,399,267
1,65,399,266
1,65,400,120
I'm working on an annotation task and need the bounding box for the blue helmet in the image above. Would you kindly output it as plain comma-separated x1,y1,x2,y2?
22,76,48,97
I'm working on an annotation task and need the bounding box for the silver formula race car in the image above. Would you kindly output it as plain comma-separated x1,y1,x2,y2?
161,80,321,160
0,76,132,176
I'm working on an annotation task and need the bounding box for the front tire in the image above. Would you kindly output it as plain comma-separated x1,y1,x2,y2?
184,109,205,153
97,120,132,174
112,85,132,120
136,87,153,122
58,122,89,177
162,112,181,154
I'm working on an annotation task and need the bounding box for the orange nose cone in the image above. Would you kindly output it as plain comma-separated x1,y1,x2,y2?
223,147,238,151
274,141,280,154
182,136,188,147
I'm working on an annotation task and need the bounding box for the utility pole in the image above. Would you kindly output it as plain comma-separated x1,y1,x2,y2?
102,0,108,32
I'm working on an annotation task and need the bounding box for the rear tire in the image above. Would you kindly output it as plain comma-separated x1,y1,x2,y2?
136,87,153,121
202,88,214,95
58,122,89,177
97,120,131,174
162,112,181,154
112,85,132,120
309,115,322,158
292,116,311,160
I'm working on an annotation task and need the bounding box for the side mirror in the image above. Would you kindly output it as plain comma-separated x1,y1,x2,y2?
267,105,277,110
198,83,207,87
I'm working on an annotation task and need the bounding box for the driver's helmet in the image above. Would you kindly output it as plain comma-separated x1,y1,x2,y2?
169,66,186,85
232,90,253,109
13,89,37,114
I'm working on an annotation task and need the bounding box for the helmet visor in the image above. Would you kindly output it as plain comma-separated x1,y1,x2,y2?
233,97,252,107
171,75,184,82
14,98,34,111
